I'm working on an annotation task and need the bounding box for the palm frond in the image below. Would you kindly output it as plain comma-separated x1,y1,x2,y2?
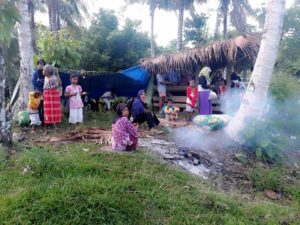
0,0,20,43
140,35,261,74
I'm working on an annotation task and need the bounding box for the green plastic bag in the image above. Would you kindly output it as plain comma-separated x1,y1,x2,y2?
193,115,230,131
18,111,30,126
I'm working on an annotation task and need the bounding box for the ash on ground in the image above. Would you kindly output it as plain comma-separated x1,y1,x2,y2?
139,133,254,193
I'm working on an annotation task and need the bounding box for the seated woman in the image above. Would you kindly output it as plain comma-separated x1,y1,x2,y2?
112,103,138,151
131,90,160,130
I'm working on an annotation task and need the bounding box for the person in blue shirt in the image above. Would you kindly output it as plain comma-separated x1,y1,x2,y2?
32,59,46,124
131,90,160,131
32,59,45,92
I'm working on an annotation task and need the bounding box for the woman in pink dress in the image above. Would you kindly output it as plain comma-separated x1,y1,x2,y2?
112,103,138,151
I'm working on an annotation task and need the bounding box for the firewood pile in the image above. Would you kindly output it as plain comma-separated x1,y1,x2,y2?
63,128,112,145
34,128,158,145
34,128,112,145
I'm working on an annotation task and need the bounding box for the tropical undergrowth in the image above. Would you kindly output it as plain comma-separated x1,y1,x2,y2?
240,73,300,163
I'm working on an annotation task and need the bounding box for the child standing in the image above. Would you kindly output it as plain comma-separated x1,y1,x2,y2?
28,91,42,132
186,79,198,122
164,99,179,122
65,74,87,125
112,103,138,151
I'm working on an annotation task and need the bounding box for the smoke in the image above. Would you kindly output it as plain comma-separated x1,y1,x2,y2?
172,127,234,153
220,87,245,116
171,86,300,157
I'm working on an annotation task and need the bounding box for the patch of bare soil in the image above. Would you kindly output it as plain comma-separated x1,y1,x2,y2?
139,133,257,193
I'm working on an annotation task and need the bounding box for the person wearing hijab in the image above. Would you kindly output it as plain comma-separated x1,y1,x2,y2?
112,103,138,151
131,90,160,130
198,67,214,115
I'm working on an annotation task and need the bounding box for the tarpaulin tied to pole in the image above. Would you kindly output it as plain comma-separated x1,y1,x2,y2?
59,66,150,99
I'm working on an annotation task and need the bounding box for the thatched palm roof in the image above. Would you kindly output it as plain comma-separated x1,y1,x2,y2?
140,35,261,75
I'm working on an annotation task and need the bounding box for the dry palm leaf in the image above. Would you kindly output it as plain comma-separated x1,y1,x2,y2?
140,34,261,74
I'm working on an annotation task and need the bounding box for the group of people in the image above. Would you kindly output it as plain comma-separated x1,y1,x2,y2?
28,60,243,151
156,67,244,120
30,59,86,133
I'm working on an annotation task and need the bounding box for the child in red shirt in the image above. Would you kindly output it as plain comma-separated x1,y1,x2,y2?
186,79,198,122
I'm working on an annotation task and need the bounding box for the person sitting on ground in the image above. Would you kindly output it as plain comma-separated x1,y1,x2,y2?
28,91,42,132
186,79,198,122
164,99,179,122
131,90,160,130
230,72,241,88
65,74,87,126
112,103,138,151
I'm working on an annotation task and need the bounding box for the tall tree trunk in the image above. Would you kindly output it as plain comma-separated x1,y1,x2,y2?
16,0,34,113
223,12,227,39
177,0,184,52
47,0,59,32
57,9,61,30
28,0,37,54
222,0,228,39
225,0,286,140
0,46,12,148
222,0,229,78
214,9,222,40
150,4,155,57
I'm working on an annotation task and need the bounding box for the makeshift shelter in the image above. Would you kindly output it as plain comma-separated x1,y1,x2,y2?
59,66,149,99
139,35,261,112
140,35,260,75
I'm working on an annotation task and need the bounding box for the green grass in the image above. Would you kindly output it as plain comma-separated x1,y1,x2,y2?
249,164,300,204
248,165,284,191
0,144,299,225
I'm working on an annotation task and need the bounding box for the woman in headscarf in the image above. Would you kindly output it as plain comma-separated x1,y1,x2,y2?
198,67,215,115
112,103,138,151
131,90,160,130
43,64,62,133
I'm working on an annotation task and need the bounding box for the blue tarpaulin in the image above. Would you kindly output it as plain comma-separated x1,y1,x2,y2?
121,66,149,85
59,67,150,99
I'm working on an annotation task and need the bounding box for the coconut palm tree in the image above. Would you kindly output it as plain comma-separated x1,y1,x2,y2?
14,0,34,113
225,0,286,140
28,0,45,53
0,0,20,148
217,0,253,39
215,0,253,86
171,0,206,52
124,0,169,57
44,0,89,32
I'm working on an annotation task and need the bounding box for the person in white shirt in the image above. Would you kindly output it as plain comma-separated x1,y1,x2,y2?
156,73,173,113
101,91,116,111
